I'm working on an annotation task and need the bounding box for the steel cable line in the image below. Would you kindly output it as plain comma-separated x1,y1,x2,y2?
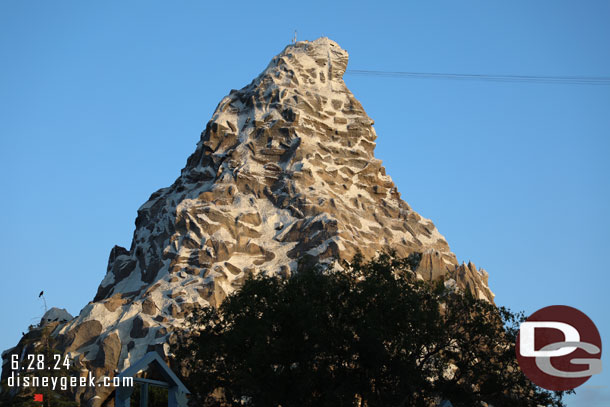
346,69,610,85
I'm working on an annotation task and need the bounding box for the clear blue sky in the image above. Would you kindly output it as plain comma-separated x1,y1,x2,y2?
1,2,608,405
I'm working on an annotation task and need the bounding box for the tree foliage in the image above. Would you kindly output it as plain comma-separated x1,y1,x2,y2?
174,253,568,407
0,325,79,407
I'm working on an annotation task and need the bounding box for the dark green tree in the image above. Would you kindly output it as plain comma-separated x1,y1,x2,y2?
0,324,79,407
173,253,568,407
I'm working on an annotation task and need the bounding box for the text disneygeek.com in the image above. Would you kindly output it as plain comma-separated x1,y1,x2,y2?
7,371,134,391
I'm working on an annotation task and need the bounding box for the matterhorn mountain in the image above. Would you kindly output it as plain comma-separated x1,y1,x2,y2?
2,37,493,405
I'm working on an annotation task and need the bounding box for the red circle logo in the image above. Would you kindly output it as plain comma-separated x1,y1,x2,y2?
516,305,602,391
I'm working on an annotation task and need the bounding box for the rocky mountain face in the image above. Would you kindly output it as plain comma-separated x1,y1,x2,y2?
2,38,493,406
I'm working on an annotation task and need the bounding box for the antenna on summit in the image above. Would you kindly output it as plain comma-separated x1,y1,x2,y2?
39,290,47,314
292,30,297,44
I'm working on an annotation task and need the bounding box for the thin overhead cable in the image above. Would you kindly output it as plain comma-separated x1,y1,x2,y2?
346,69,610,85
